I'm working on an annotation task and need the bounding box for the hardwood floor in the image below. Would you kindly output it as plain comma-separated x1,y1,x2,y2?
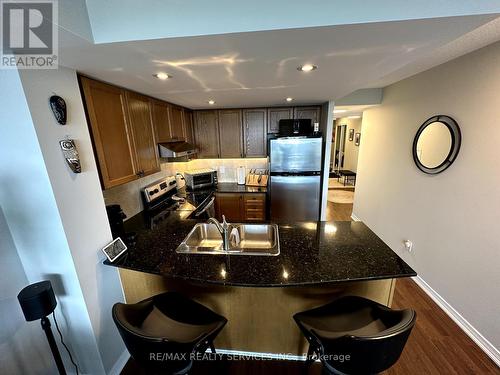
122,201,499,374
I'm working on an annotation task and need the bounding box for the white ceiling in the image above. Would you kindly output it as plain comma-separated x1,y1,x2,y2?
57,12,500,109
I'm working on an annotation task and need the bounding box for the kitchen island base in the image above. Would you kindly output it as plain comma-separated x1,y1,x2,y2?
118,269,397,356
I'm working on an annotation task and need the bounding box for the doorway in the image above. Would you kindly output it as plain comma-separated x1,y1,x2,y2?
327,116,362,220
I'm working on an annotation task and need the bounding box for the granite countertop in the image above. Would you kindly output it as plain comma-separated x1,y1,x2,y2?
216,182,267,194
103,204,416,287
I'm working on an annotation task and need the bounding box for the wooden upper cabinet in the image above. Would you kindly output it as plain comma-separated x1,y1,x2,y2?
243,109,267,157
218,109,243,158
126,92,160,177
80,77,138,189
183,109,194,144
151,99,171,143
194,111,220,158
267,107,293,133
169,105,185,140
294,106,321,124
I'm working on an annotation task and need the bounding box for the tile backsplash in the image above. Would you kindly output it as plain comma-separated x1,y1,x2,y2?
103,158,268,218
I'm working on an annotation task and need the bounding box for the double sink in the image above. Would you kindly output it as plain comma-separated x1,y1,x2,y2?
176,223,280,256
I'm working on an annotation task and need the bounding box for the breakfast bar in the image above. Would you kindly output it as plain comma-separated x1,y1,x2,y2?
104,203,416,355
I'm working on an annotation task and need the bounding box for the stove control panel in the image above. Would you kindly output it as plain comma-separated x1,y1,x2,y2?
143,176,176,203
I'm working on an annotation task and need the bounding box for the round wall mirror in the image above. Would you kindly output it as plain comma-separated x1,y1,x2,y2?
413,115,461,174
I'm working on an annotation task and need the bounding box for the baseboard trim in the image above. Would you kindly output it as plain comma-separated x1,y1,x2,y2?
108,350,130,375
413,276,500,367
214,349,306,361
350,213,361,221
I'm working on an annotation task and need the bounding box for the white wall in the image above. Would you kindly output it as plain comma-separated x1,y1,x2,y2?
0,207,56,374
18,66,126,373
353,41,500,355
0,69,106,374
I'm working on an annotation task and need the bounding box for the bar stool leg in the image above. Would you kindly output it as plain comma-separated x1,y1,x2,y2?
209,343,216,354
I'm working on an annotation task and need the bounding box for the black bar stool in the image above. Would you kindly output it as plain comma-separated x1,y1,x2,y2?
294,295,416,374
112,291,227,374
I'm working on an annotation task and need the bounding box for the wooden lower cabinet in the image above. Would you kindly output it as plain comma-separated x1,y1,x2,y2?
242,194,266,221
215,193,266,222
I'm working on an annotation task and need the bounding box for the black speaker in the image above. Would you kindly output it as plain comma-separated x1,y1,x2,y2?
18,280,57,321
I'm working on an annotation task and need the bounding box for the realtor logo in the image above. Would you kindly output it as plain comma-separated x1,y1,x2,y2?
1,0,58,69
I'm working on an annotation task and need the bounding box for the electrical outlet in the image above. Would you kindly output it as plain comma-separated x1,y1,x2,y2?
403,240,413,253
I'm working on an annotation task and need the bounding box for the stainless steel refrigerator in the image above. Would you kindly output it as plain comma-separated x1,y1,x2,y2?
269,136,322,222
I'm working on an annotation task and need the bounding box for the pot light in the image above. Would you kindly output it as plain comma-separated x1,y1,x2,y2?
297,64,317,72
153,72,170,80
333,109,347,114
208,100,216,105
348,115,361,119
286,97,293,102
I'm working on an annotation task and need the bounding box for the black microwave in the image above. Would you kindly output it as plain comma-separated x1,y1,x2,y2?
278,119,313,136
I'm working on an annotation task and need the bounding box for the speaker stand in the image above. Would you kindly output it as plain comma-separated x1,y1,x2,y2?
41,316,67,375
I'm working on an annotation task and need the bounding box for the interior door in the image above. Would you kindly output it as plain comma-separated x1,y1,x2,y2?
270,175,321,222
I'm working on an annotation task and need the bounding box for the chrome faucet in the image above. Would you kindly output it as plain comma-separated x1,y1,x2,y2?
207,215,231,251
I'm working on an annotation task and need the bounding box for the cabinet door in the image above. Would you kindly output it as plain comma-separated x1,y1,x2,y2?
151,99,171,143
126,92,160,177
80,77,138,189
194,111,220,158
267,107,293,133
218,109,243,158
243,109,267,157
243,194,266,221
183,109,194,144
170,105,185,140
293,106,321,124
216,193,242,221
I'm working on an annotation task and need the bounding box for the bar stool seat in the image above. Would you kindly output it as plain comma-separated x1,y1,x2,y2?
113,291,227,374
294,295,416,375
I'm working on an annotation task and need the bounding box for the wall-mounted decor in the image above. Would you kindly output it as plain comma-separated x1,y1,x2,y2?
49,95,67,125
412,115,461,174
349,129,354,141
354,132,361,146
59,139,81,173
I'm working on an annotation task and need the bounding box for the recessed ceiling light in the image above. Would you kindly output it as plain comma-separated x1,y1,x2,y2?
208,100,216,105
153,72,170,80
333,109,347,114
348,115,361,119
297,64,317,72
286,97,293,102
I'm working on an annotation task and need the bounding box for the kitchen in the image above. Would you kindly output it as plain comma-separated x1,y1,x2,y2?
78,73,416,373
3,3,500,375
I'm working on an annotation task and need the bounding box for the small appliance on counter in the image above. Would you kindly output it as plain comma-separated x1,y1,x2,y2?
175,173,187,196
184,169,217,190
245,168,268,187
106,204,126,238
105,204,137,247
237,166,246,185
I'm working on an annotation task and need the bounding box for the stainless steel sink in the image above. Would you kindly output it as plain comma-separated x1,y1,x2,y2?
176,223,280,256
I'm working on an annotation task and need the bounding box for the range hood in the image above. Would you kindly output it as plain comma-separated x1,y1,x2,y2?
158,140,198,161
